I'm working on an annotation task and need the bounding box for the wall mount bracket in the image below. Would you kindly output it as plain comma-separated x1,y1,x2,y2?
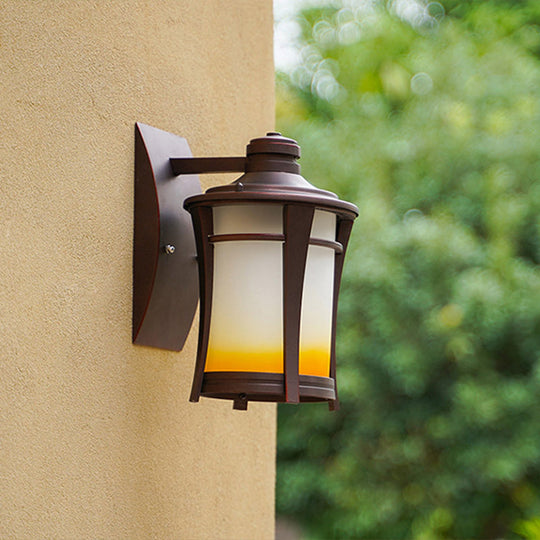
132,122,202,351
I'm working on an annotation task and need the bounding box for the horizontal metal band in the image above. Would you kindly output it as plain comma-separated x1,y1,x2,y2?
208,233,343,253
310,238,343,253
200,371,336,403
209,233,285,243
185,191,359,220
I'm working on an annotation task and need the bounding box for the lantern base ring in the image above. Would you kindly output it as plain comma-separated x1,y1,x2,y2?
199,371,336,407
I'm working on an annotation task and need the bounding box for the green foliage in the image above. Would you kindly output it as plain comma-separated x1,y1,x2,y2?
515,516,540,540
276,2,540,538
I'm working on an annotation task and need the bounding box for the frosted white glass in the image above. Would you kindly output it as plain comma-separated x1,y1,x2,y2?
299,210,336,377
213,204,282,234
310,209,336,240
206,205,337,377
206,205,284,373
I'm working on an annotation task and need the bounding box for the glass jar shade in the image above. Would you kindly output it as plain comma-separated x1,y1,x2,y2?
205,205,336,377
206,205,284,373
299,211,336,377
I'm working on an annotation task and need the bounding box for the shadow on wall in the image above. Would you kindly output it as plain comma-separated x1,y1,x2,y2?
275,518,303,540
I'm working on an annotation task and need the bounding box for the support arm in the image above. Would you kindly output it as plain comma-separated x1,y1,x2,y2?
170,157,246,176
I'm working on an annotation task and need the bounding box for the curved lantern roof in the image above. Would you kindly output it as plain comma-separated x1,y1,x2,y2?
184,132,359,219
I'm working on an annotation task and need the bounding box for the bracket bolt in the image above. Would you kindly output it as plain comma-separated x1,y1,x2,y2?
164,244,176,255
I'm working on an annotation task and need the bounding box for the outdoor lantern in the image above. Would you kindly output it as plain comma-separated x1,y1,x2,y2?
133,123,358,410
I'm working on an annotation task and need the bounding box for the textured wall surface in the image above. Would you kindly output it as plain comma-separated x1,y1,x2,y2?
0,2,275,538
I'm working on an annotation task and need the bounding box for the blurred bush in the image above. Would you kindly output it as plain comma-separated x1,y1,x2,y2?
276,1,540,538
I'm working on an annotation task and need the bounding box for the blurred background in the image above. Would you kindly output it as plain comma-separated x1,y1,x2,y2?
273,1,540,538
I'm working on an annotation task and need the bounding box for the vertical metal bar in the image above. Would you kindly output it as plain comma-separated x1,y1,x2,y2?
328,217,354,411
283,205,315,403
189,206,214,402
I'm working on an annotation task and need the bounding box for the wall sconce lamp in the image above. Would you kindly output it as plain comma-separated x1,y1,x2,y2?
133,123,358,410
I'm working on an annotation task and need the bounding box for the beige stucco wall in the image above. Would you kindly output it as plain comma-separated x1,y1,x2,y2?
0,2,275,538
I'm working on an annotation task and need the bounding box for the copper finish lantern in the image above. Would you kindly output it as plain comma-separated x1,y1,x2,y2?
133,123,358,410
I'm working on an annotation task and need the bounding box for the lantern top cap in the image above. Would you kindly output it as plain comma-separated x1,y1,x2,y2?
247,132,300,159
184,132,359,219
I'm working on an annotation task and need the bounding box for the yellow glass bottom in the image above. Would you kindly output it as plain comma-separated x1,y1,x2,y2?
205,348,330,377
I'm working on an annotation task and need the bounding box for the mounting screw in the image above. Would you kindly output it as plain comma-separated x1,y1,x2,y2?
164,244,176,255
